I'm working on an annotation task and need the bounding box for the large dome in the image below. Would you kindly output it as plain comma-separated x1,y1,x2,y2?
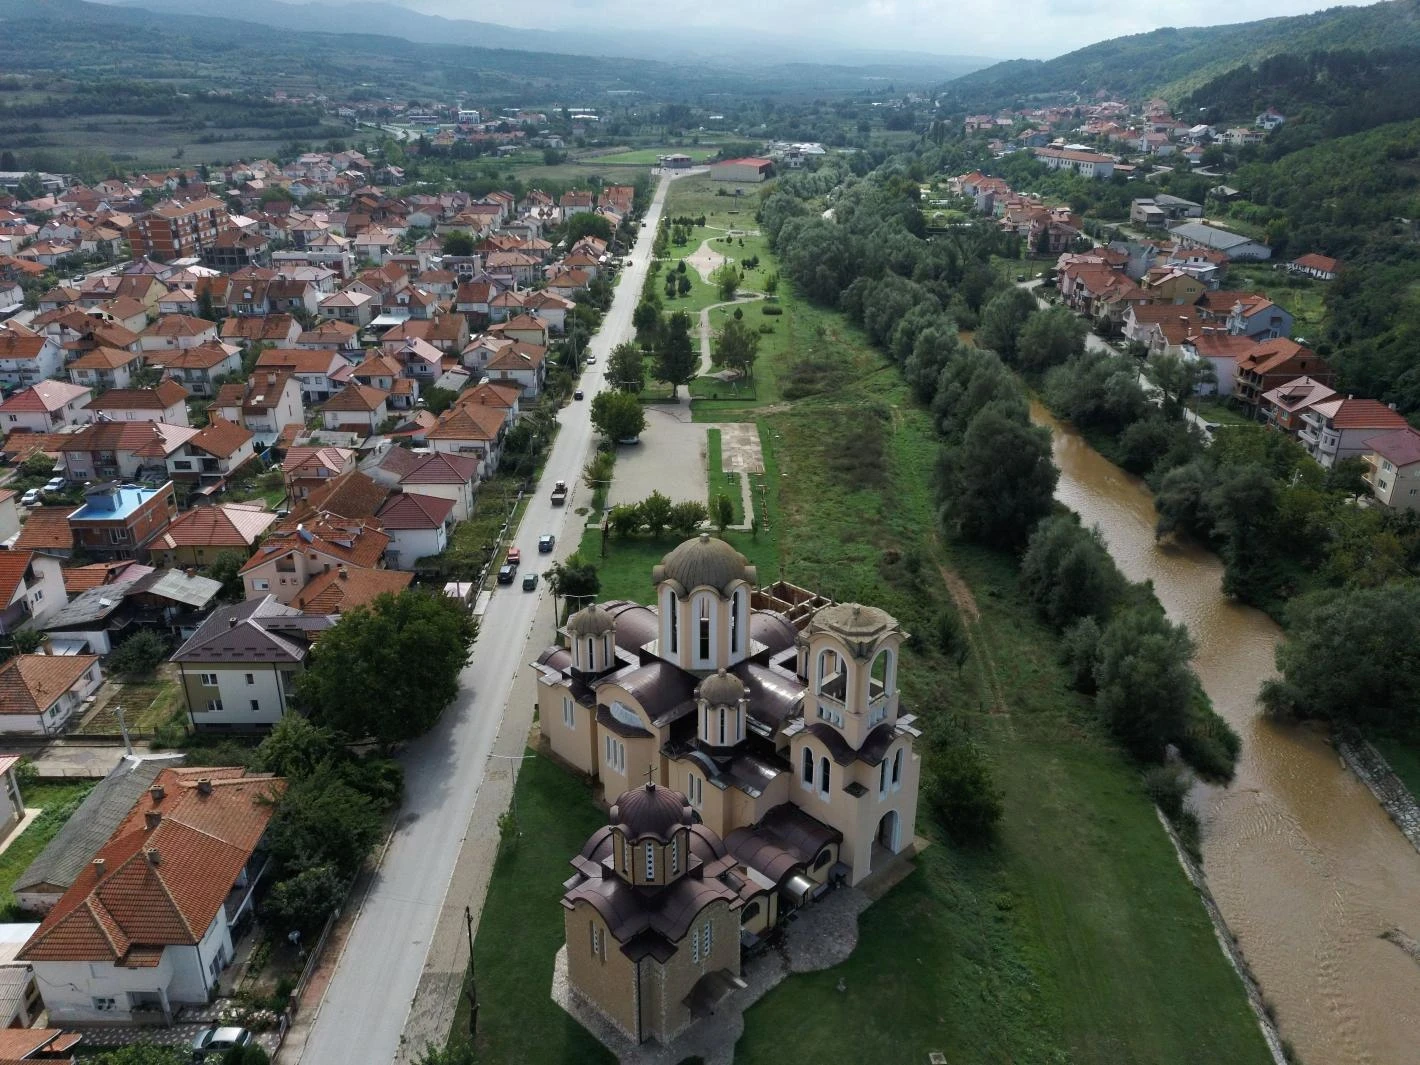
652,533,757,595
609,782,694,842
566,603,616,637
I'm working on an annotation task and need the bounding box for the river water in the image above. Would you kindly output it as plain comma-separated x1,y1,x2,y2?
1030,400,1420,1065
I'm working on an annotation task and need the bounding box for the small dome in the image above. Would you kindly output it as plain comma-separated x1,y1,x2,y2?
610,782,693,842
652,533,757,596
699,667,744,706
810,602,895,642
566,603,616,637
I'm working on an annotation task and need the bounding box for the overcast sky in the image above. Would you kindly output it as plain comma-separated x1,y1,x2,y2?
393,0,1368,57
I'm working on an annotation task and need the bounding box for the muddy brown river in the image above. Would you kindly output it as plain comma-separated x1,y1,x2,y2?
1031,400,1420,1065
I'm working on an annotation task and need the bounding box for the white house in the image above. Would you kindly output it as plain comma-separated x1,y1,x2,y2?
0,329,64,390
0,551,67,635
18,768,282,1024
0,381,92,433
0,654,102,736
375,492,454,570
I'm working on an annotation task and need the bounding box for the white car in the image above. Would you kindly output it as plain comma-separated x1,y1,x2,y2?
42,476,66,493
20,488,41,507
585,355,597,365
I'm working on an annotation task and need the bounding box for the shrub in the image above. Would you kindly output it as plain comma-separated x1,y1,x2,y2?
1142,764,1189,821
761,304,783,316
1059,616,1101,693
923,726,1001,843
106,630,168,676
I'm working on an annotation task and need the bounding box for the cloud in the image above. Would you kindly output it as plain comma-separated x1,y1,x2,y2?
403,0,1369,57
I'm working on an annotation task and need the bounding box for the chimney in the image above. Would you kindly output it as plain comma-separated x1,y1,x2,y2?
338,565,348,580
149,783,165,802
92,857,106,878
229,616,239,628
145,810,162,830
145,847,160,867
197,777,212,795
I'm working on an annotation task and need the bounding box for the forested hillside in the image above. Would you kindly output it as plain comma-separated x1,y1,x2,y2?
943,0,1420,107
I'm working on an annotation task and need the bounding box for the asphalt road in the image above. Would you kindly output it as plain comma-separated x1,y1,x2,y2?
297,172,676,1065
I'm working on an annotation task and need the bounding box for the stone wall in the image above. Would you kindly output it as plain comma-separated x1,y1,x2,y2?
1334,729,1420,855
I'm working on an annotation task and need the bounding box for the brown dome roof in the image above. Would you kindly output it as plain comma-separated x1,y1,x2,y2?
699,667,744,707
610,782,693,842
566,603,616,637
652,533,756,595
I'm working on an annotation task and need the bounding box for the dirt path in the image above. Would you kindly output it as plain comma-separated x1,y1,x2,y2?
934,559,1010,718
697,293,764,376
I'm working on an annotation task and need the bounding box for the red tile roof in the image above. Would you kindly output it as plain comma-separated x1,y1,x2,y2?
0,381,90,414
377,491,454,530
14,508,75,552
0,551,33,605
85,379,189,411
157,502,275,550
1364,426,1420,468
0,654,99,715
189,416,253,459
291,565,412,614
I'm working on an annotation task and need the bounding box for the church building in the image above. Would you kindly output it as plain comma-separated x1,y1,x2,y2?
537,533,922,1045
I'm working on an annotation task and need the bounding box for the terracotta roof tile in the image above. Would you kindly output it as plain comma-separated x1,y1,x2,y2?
189,416,253,459
157,503,275,550
0,655,100,715
15,508,75,552
292,566,412,614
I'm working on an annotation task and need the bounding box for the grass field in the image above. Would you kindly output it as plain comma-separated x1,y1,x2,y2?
1192,397,1256,427
705,428,745,525
1225,263,1330,339
594,147,718,165
460,175,1270,1065
0,780,95,918
79,673,183,735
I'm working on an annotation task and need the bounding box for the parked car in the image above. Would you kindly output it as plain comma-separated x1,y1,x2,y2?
506,546,521,565
42,476,65,493
522,571,539,591
538,534,555,553
191,1027,252,1058
497,564,516,585
20,488,41,507
586,355,597,365
574,389,584,400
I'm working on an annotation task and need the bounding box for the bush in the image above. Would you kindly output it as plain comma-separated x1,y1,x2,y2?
761,304,783,316
1142,764,1189,821
1059,617,1101,693
262,862,344,939
1019,515,1126,629
106,630,168,676
923,726,1001,843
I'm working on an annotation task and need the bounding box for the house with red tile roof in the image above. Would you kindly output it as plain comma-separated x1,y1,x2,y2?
1226,295,1293,340
1259,376,1336,434
376,491,454,569
145,340,243,398
1235,339,1334,413
426,401,508,478
220,313,301,347
13,508,76,559
150,503,275,568
212,371,304,446
281,446,356,502
1288,253,1341,282
254,347,352,404
0,1026,81,1060
240,515,390,604
18,766,283,1023
165,417,257,492
66,345,147,392
1300,397,1409,469
0,381,92,433
58,422,197,483
291,564,412,615
319,383,390,435
1362,427,1420,512
0,550,67,634
0,654,102,736
372,450,479,519
137,315,219,353
84,380,190,427
484,343,547,398
0,328,64,389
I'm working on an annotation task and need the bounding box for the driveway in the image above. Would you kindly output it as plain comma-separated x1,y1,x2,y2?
294,172,679,1065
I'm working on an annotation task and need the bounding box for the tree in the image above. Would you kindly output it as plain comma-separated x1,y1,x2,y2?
712,493,734,531
711,263,739,301
565,212,612,244
937,405,1057,550
204,551,247,601
607,503,642,538
606,341,645,394
265,768,383,879
653,311,697,398
638,491,673,537
975,286,1040,361
262,862,344,938
296,591,478,744
1019,515,1126,629
669,500,709,536
590,390,646,443
441,231,474,257
420,386,459,415
547,553,601,602
676,274,691,297
1015,307,1086,374
1260,585,1420,731
922,724,1001,842
713,317,760,380
1094,608,1196,762
89,1047,187,1065
254,714,338,779
1147,353,1216,416
106,630,168,676
632,301,662,348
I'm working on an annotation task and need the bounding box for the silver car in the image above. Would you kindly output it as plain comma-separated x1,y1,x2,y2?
190,1026,252,1058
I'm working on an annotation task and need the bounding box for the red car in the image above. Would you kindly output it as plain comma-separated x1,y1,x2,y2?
506,546,521,565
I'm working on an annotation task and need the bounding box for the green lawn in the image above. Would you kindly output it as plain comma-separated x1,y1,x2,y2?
0,780,95,917
79,674,183,735
595,147,717,165
1224,263,1330,340
1192,398,1255,428
704,428,745,525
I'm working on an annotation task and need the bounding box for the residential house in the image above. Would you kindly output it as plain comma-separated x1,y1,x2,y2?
525,291,573,333
1122,305,1201,355
295,319,362,356
494,314,550,349
13,508,76,560
165,417,256,491
1142,269,1206,305
372,450,479,520
0,329,64,389
0,489,17,545
254,347,352,404
0,655,102,736
390,337,443,384
220,314,301,348
485,344,547,398
1227,295,1293,340
0,551,67,634
59,422,197,482
1362,427,1420,512
282,446,356,502
151,502,275,568
350,354,417,411
37,569,220,654
376,492,454,569
172,598,333,730
290,565,412,615
1031,147,1115,179
138,315,219,353
1299,397,1409,468
66,346,147,391
125,196,227,259
0,382,92,433
1180,331,1259,397
66,481,179,559
1235,339,1334,414
1260,376,1337,434
1288,253,1340,282
201,227,268,271
239,515,390,603
426,402,507,478
212,371,304,446
145,341,243,398
1256,108,1286,130
18,767,283,1023
319,384,390,435
318,289,375,327
290,470,389,524
84,381,190,426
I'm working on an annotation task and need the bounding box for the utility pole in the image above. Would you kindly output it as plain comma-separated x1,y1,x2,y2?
115,705,132,756
463,905,478,1037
